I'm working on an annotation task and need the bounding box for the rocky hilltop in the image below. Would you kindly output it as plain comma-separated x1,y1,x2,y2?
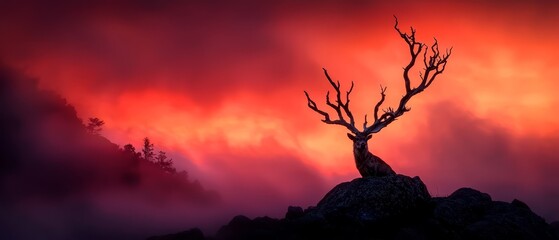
149,175,559,240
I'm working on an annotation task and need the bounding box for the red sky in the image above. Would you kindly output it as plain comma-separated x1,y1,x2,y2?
1,0,559,222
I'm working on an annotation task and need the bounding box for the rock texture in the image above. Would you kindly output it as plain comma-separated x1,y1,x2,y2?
311,175,430,224
148,175,558,240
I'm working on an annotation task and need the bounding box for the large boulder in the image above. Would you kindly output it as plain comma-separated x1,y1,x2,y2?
464,200,557,240
431,188,557,239
432,188,492,228
308,174,430,224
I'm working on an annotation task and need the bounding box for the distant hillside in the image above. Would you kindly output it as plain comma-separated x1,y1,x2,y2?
0,64,217,239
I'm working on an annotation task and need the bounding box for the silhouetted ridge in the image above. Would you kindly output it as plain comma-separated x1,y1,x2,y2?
149,175,558,240
0,64,217,204
0,64,218,239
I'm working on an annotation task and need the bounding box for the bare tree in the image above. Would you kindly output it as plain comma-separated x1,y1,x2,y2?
304,17,451,177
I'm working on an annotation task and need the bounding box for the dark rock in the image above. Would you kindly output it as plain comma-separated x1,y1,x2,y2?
552,221,559,237
146,228,204,240
285,206,304,220
149,175,559,240
449,187,492,202
227,215,251,228
310,174,430,225
432,187,492,228
216,216,283,240
511,198,530,210
393,227,430,240
464,201,557,240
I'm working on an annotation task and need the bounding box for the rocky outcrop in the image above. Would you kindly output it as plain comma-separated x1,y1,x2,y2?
310,175,430,224
430,188,555,239
148,175,559,240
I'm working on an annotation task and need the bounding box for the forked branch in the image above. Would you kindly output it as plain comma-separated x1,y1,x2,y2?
362,17,452,134
304,68,358,133
305,17,451,136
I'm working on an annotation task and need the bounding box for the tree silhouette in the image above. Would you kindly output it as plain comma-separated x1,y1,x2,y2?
123,143,141,162
86,117,105,135
304,17,451,177
142,137,155,162
123,144,136,154
155,151,176,174
0,64,219,239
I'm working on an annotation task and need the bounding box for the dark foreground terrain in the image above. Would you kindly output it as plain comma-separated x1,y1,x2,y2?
149,174,559,240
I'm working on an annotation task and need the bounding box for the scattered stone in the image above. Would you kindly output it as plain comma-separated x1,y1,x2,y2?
285,206,304,220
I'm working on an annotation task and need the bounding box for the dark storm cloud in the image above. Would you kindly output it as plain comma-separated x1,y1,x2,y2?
0,0,404,107
0,1,349,102
2,1,559,238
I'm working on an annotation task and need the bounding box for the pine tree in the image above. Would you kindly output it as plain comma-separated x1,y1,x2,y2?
142,137,154,162
86,117,105,135
155,150,176,174
123,144,136,154
123,144,141,162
